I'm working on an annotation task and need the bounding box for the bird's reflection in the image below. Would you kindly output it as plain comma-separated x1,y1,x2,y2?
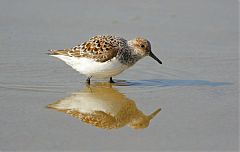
48,82,161,130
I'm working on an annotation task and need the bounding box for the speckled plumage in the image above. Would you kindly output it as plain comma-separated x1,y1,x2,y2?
49,35,129,63
49,35,162,83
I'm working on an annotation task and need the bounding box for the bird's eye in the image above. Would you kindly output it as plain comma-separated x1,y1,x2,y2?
141,45,145,48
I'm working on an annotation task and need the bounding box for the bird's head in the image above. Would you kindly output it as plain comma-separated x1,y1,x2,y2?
129,37,162,64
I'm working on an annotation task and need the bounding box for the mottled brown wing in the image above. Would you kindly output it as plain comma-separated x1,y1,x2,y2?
64,110,119,129
77,111,119,129
49,35,125,62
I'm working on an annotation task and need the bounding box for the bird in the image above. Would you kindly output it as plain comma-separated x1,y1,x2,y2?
48,35,162,84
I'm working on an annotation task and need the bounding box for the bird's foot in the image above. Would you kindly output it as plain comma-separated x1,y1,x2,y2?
109,77,115,83
86,76,92,85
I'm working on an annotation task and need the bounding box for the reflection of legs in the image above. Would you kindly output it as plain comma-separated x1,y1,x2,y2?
85,82,93,92
109,77,115,83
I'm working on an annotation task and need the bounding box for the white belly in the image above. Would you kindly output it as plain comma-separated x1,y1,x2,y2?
50,92,124,115
52,55,129,78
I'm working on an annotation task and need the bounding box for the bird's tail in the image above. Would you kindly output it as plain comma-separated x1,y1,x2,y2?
47,49,68,55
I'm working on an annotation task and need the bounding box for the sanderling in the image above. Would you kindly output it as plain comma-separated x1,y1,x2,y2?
48,35,162,84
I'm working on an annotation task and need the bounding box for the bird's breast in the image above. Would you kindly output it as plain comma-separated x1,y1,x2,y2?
53,55,129,78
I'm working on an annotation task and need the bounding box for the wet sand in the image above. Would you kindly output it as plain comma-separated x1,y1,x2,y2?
0,0,238,151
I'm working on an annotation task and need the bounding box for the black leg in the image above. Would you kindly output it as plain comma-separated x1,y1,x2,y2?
109,77,115,83
86,77,91,84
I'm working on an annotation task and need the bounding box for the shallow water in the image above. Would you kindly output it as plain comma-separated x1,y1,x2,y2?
0,0,238,151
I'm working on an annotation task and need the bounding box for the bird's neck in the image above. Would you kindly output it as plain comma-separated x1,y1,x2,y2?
117,43,142,66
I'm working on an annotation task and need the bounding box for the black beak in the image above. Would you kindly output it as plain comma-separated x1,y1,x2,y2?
149,52,162,64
